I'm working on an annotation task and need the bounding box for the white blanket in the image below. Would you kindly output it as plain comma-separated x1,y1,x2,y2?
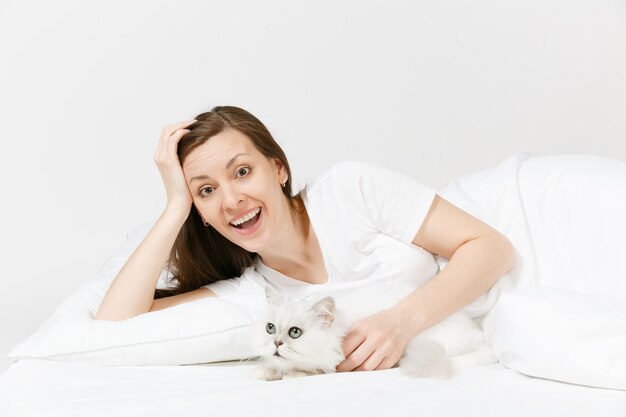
1,359,624,417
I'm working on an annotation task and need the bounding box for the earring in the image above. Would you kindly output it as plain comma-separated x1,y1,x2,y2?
203,220,209,227
281,177,288,188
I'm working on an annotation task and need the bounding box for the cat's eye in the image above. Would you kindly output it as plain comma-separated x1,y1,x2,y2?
266,323,276,335
288,327,302,339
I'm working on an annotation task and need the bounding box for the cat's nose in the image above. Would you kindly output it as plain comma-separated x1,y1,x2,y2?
274,340,283,347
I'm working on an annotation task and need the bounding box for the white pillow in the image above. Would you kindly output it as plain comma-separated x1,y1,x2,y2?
437,152,626,390
518,154,626,296
7,221,267,366
483,285,626,390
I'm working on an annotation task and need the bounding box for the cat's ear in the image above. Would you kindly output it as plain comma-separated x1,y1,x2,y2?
311,296,335,327
264,284,284,306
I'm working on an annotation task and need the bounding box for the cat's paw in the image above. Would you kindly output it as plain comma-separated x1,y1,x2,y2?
399,338,457,380
400,359,456,380
449,344,499,370
282,370,309,380
254,365,283,381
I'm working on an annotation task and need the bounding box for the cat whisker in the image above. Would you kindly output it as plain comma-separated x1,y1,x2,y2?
279,347,298,361
238,355,260,366
252,345,274,358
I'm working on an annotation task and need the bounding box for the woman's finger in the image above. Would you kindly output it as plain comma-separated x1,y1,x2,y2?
157,128,190,163
155,124,194,163
160,119,197,141
376,356,398,371
154,119,197,160
167,128,191,145
337,337,375,372
355,349,385,372
337,331,365,369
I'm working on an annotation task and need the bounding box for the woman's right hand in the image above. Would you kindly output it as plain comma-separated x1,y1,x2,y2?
153,119,197,212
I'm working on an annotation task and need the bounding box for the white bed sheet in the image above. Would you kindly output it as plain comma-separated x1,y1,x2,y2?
1,359,624,417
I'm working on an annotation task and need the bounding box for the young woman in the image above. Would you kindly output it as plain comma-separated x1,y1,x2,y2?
95,105,516,373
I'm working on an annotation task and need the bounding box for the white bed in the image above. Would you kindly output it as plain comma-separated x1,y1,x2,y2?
1,359,625,417
2,152,625,416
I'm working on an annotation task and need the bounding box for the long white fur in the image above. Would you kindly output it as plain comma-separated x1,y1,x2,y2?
250,281,498,380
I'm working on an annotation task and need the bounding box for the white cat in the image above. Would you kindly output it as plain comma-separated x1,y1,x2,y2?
250,282,498,381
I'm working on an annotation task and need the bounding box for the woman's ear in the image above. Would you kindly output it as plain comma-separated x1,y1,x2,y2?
272,158,288,183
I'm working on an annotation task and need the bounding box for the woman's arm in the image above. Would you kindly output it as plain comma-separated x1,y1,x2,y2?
337,195,516,372
149,286,216,312
397,194,517,337
95,119,217,321
95,204,207,321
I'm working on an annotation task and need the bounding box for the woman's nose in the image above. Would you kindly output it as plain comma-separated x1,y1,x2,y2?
222,185,244,209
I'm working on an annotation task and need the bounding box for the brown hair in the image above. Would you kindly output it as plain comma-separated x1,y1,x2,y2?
154,105,302,299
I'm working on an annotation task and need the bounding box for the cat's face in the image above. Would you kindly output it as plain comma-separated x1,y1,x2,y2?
251,286,344,373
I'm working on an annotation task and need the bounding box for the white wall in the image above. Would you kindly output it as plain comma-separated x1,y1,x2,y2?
1,0,625,373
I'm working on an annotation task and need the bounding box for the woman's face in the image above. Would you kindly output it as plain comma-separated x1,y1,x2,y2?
182,128,288,253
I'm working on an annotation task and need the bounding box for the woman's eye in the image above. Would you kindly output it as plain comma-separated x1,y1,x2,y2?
237,167,251,177
199,186,214,197
198,167,249,198
288,327,302,339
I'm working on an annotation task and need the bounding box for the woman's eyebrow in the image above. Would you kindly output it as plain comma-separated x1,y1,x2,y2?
190,153,250,184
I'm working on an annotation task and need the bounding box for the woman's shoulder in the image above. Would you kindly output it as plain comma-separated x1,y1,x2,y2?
327,160,380,175
310,160,381,189
305,159,436,215
327,160,415,191
302,160,390,214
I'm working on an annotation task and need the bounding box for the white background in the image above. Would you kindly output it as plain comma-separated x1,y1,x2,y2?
1,0,625,373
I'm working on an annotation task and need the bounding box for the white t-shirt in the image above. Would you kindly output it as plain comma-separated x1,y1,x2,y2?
203,160,439,301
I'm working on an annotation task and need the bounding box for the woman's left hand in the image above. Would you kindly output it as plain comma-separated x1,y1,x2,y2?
336,306,413,372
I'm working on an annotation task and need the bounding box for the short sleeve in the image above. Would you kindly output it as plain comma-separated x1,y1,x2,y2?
202,265,267,297
330,161,437,246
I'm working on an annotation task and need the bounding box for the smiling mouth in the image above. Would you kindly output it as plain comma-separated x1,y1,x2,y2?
230,207,262,229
